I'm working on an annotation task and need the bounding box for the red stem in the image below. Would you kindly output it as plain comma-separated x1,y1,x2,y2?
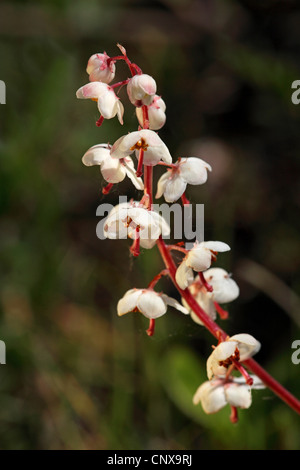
137,48,300,415
156,236,300,414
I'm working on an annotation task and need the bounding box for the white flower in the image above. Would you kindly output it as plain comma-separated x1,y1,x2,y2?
175,241,230,290
136,95,166,130
82,144,144,189
103,201,171,249
207,334,261,380
193,375,265,414
156,157,212,203
86,52,116,83
117,288,189,319
182,268,240,326
203,267,240,304
110,129,172,166
76,82,124,124
127,74,157,107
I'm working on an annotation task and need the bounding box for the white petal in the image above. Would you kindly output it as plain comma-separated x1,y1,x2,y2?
186,245,213,272
110,131,142,160
206,341,237,380
203,241,231,253
76,82,108,100
149,210,171,238
161,295,189,314
97,89,121,120
175,260,194,290
193,380,227,414
139,130,172,165
203,268,239,304
179,157,212,185
163,175,187,203
189,291,217,326
155,172,170,199
229,334,261,361
224,382,252,409
137,291,167,319
82,145,110,166
100,157,126,183
123,158,144,190
117,289,142,316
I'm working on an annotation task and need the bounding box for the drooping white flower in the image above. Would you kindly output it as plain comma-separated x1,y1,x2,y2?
203,267,240,304
103,201,171,249
193,375,265,414
207,334,261,380
175,241,230,290
127,74,157,107
136,95,166,130
117,288,189,319
182,268,240,326
76,82,124,124
156,157,212,203
86,52,116,83
110,129,172,166
82,144,144,189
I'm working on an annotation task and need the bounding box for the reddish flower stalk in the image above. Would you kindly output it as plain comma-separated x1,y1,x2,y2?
132,61,300,417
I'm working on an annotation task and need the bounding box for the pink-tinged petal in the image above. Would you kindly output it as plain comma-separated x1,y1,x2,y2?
175,260,194,290
179,157,212,185
224,382,252,409
163,174,187,203
76,82,108,100
137,291,167,319
86,53,116,84
193,380,227,414
139,130,172,165
82,145,110,166
117,289,142,316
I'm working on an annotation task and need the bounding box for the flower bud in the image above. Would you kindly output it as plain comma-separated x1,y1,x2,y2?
86,52,116,83
127,74,157,107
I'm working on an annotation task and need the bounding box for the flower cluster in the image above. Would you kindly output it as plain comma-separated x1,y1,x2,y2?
193,334,265,421
75,45,300,423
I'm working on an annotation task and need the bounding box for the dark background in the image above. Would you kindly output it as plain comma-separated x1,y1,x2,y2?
0,0,299,449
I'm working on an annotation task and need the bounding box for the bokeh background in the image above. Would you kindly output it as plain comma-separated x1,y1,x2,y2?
0,0,300,450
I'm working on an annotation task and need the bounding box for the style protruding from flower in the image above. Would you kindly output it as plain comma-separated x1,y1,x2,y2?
136,95,166,130
82,144,144,190
156,157,212,203
86,52,116,84
127,74,157,107
175,241,231,290
76,82,124,124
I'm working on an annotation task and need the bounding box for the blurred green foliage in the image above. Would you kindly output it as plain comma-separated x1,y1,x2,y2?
0,0,299,449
